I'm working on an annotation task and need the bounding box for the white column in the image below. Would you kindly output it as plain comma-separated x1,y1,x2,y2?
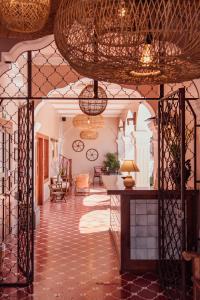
117,130,125,161
148,122,158,189
124,133,135,160
135,130,151,187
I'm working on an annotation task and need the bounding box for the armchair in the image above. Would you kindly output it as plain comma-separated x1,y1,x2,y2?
74,173,90,195
49,177,69,202
93,166,103,185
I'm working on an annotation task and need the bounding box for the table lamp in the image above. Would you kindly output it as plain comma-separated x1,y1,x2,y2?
120,160,140,188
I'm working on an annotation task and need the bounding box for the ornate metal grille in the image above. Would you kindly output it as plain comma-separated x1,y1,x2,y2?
0,100,34,286
158,88,197,299
0,37,199,289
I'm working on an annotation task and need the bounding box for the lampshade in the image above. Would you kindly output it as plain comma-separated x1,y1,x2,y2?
54,0,200,85
120,160,140,173
79,85,107,116
80,130,98,140
1,0,51,33
72,114,104,129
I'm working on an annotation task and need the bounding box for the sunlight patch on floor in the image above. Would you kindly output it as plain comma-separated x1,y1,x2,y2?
79,209,110,234
89,187,107,193
83,194,110,207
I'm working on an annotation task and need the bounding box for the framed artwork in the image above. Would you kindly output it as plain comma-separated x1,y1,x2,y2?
51,138,58,160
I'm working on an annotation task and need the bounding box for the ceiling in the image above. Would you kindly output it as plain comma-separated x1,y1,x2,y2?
45,78,142,118
46,99,138,118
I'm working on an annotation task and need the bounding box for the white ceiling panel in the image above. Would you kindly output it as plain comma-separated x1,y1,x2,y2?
47,100,133,117
45,81,142,117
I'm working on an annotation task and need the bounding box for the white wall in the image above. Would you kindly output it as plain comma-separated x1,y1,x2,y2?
62,118,118,180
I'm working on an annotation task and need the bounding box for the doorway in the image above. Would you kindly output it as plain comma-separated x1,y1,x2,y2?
36,133,49,206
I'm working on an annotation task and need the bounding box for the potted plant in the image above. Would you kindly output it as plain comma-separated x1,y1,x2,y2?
103,153,120,174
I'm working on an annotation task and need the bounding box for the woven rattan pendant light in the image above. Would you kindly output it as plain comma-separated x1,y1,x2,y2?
80,130,99,140
79,82,107,116
54,0,200,85
1,0,51,33
73,114,104,129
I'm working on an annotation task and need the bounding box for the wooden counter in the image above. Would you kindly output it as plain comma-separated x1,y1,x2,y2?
103,175,198,275
103,175,158,196
102,175,159,273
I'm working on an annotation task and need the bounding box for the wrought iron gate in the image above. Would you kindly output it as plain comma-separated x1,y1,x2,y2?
158,88,197,299
0,100,34,287
0,37,199,290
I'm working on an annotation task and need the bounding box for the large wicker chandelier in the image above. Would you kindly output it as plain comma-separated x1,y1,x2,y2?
79,83,107,116
1,0,51,33
73,114,104,129
54,0,200,85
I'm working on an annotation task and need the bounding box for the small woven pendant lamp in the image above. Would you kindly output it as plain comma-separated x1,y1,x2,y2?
73,114,104,129
79,81,107,116
80,130,99,140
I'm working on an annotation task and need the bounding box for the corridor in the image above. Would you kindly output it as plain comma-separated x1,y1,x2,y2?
0,191,167,300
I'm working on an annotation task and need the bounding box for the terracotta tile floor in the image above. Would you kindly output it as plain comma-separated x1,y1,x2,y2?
0,190,170,299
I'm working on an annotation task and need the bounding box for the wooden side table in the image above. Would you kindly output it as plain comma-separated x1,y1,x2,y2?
49,182,67,202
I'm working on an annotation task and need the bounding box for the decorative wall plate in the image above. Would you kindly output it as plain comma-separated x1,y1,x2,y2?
72,140,85,152
86,149,99,161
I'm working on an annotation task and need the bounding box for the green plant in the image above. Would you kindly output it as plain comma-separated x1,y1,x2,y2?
103,153,120,173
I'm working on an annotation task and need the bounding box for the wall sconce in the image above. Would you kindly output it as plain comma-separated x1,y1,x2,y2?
118,121,125,132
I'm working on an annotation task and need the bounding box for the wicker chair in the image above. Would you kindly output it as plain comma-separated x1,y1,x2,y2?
93,166,103,185
182,251,200,300
49,180,68,202
74,174,90,195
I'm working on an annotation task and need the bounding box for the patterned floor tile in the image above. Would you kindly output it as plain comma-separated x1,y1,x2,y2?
0,189,168,300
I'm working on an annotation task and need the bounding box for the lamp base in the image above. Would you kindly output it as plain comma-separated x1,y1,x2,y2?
123,176,135,189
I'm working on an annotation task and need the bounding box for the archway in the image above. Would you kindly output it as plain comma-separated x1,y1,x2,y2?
0,34,200,292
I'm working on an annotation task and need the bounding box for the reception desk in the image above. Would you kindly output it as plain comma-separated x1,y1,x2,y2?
102,175,158,273
102,175,198,274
